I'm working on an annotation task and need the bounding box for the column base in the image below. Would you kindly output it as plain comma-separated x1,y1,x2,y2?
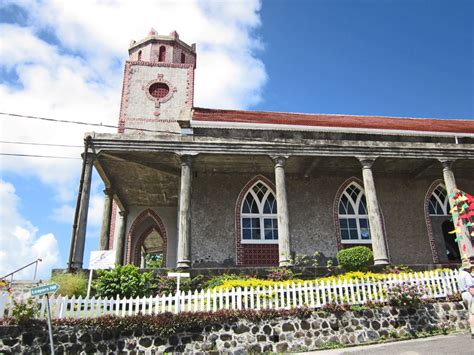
68,261,83,270
177,260,191,268
374,258,389,266
279,259,293,267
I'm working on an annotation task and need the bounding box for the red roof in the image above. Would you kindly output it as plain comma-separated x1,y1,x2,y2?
192,107,474,134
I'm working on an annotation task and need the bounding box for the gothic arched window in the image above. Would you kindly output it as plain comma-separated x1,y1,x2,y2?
159,46,166,62
428,184,449,216
241,181,278,243
338,182,371,243
137,50,142,61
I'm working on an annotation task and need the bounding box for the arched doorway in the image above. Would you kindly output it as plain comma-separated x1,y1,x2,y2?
127,209,167,267
425,181,460,263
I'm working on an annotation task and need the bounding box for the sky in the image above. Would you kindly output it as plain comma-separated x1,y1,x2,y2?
0,0,472,279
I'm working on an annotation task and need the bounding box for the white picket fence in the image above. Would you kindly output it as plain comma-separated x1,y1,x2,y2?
0,269,461,320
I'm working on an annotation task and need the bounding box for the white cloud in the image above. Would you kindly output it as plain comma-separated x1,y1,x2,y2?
51,192,103,228
0,180,60,279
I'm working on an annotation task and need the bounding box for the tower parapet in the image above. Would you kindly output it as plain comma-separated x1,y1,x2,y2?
128,29,196,67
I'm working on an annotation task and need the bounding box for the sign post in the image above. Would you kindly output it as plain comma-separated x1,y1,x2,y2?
31,282,60,355
87,250,115,297
167,272,190,313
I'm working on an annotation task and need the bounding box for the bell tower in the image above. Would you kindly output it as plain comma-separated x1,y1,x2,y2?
118,29,196,134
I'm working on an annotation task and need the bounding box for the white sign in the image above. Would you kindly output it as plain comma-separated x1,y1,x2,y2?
89,250,115,270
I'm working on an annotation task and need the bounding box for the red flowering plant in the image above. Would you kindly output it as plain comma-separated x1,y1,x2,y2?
385,282,426,308
448,189,474,259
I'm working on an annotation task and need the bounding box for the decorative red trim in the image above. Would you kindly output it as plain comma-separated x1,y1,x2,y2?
128,61,194,69
126,209,168,266
424,179,444,263
186,66,194,108
235,175,279,266
143,76,177,104
332,177,390,260
117,62,131,133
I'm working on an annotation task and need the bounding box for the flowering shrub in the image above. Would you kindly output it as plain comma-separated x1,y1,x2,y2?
12,299,38,324
213,269,450,292
382,264,414,274
321,302,349,315
205,274,248,289
385,282,426,308
3,308,312,337
267,268,294,281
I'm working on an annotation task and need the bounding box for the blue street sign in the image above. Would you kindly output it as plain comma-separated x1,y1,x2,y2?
30,283,60,297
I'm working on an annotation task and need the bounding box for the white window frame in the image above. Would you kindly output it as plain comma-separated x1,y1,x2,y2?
428,184,450,216
338,182,372,244
241,181,278,244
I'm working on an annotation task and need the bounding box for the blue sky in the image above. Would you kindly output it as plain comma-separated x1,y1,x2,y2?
0,0,472,279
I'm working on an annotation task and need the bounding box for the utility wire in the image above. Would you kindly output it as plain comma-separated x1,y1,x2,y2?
0,140,83,148
0,153,81,160
0,112,181,135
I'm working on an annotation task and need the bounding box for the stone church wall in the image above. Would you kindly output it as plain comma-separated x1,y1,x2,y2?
189,169,473,267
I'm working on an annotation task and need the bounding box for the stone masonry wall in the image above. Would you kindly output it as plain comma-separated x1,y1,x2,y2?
0,302,469,354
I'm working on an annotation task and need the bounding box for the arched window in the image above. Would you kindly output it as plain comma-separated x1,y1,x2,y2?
159,46,166,62
181,53,185,63
338,182,371,243
137,50,142,61
428,184,449,216
241,181,278,243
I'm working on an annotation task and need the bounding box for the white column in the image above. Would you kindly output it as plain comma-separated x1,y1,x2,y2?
359,158,389,265
99,188,113,250
115,210,128,265
177,155,193,268
272,156,292,267
440,159,473,259
71,154,94,269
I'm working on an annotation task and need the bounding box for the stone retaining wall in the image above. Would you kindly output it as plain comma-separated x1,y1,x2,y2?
0,302,469,354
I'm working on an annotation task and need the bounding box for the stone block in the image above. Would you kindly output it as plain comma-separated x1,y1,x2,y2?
276,342,289,352
282,323,295,332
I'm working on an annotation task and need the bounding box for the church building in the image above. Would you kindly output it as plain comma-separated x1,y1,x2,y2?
68,30,474,270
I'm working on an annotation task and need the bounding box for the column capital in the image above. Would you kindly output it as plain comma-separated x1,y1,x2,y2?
438,158,455,171
82,152,95,164
357,157,377,169
176,153,196,166
270,155,289,167
103,187,114,196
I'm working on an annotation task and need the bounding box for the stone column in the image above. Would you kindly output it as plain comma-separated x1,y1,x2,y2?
71,154,94,269
115,210,128,265
358,158,389,265
272,156,292,267
99,188,113,250
177,155,193,268
439,159,473,259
